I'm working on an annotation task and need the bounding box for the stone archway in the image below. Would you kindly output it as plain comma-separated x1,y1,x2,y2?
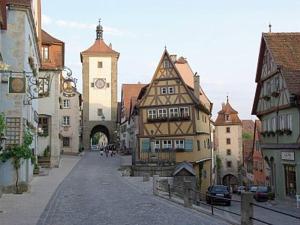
222,174,238,191
89,125,110,149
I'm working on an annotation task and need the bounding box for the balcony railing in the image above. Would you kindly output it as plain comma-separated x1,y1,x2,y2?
147,115,190,123
138,149,176,165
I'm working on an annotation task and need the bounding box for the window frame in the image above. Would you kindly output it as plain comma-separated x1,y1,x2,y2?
226,138,231,145
169,108,179,118
162,140,172,150
226,127,230,133
62,137,70,147
157,108,167,119
63,116,70,126
174,140,184,149
226,149,231,156
168,86,175,94
42,45,49,61
63,99,70,108
147,109,157,120
160,87,168,94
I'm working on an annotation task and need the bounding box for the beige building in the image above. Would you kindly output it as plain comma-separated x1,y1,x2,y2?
60,91,82,155
215,98,242,189
135,50,213,192
80,21,119,150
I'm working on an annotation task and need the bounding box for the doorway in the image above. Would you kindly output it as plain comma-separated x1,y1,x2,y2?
284,164,296,196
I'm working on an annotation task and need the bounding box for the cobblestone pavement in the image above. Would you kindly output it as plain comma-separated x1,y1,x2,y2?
37,152,228,225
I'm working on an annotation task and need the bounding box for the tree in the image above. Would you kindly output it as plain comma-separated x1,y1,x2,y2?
0,129,33,193
242,132,253,140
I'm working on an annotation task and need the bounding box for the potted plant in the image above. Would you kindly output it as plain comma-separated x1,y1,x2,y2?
283,129,292,135
276,129,284,135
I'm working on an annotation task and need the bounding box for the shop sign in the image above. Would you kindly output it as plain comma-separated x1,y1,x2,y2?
281,152,295,161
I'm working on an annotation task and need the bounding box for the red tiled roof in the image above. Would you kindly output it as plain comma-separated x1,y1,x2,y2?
263,33,300,71
121,83,146,122
252,33,300,114
42,29,64,44
215,101,241,126
174,57,212,112
242,120,255,134
81,39,119,55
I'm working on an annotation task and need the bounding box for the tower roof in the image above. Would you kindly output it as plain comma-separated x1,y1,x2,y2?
215,99,241,126
80,20,119,61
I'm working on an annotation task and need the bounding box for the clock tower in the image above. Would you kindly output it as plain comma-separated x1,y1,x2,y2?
80,20,119,150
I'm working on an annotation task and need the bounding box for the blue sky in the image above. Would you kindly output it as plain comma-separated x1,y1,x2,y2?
41,0,300,119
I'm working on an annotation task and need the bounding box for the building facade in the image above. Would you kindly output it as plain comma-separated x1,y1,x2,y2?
80,21,119,150
60,91,82,155
37,30,64,167
215,99,242,190
252,32,300,199
0,0,41,190
135,50,212,191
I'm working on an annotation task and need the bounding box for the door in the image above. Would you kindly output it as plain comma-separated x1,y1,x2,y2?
284,164,296,196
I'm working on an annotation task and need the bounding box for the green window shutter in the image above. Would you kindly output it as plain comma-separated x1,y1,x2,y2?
141,138,150,152
185,139,193,152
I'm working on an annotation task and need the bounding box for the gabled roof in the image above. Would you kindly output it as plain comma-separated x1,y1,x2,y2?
121,83,146,122
80,39,119,62
175,57,212,113
215,100,241,126
137,50,211,114
42,30,64,44
252,32,300,115
173,161,196,176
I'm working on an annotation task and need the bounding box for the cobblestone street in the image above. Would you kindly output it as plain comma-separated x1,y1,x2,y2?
37,152,228,225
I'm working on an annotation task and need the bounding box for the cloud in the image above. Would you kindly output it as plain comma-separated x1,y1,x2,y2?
42,14,135,37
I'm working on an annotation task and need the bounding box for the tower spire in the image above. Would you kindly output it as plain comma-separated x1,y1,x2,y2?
268,22,272,33
96,19,103,40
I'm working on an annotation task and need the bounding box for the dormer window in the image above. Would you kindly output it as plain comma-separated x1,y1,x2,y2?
163,60,171,68
225,114,230,121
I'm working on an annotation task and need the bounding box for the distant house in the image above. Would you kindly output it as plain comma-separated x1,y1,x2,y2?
252,32,300,199
134,50,213,192
214,99,242,190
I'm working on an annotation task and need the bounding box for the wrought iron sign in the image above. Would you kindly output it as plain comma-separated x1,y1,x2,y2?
61,67,77,97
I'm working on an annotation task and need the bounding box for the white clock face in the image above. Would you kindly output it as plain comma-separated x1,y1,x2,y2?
94,79,105,89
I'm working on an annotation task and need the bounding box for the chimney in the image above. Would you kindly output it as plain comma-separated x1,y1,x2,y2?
170,54,177,63
109,43,112,49
193,72,200,100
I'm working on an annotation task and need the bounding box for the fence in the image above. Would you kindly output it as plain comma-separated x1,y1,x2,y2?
138,151,176,165
151,175,300,225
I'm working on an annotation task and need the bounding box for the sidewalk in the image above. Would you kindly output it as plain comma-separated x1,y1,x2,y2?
0,155,81,225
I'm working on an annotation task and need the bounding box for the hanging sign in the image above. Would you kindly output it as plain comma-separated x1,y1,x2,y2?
9,76,26,93
281,152,295,161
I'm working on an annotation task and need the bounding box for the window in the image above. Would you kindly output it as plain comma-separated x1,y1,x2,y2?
38,117,49,136
162,140,172,150
154,140,160,151
207,138,210,148
42,46,49,60
168,87,174,94
98,108,103,116
227,161,232,168
287,114,292,130
63,116,70,126
147,109,157,119
163,60,171,68
161,87,167,94
175,140,184,149
5,117,21,147
63,137,70,147
98,61,103,68
157,108,167,118
63,99,70,108
226,138,231,144
179,107,189,118
227,149,231,155
226,127,230,133
225,114,230,121
169,108,179,118
271,117,277,132
197,140,200,151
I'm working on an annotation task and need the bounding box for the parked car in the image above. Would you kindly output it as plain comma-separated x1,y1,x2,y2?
206,185,232,206
249,185,258,193
237,186,246,195
254,186,275,202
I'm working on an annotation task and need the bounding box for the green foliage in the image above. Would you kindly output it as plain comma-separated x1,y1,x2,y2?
242,132,253,140
0,129,33,192
216,155,222,170
43,145,50,157
0,113,5,135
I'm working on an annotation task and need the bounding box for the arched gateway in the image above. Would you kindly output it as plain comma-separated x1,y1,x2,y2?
80,20,119,151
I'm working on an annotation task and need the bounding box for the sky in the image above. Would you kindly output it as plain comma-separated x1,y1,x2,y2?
41,0,300,119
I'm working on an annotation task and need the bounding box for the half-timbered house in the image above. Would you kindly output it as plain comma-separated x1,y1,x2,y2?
252,32,300,199
135,50,212,191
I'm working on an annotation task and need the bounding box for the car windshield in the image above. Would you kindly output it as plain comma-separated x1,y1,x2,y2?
257,186,268,192
212,186,228,192
250,186,257,191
